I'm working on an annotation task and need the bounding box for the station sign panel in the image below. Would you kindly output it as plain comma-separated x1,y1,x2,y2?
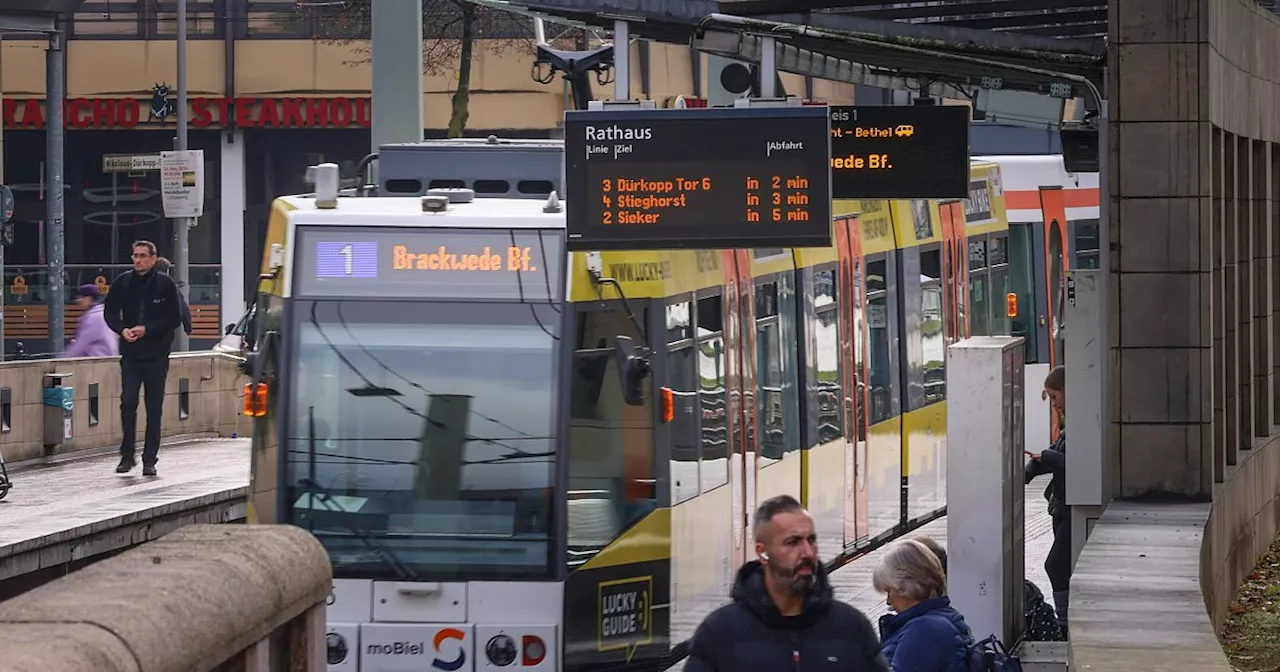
563,105,832,251
292,225,563,302
829,105,971,200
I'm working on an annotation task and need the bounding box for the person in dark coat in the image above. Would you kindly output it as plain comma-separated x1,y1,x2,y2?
1024,365,1070,635
685,494,888,672
104,240,183,476
873,539,975,672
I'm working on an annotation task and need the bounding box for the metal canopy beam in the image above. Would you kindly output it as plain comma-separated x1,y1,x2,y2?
502,0,1103,58
0,12,53,32
494,0,1104,97
0,0,87,33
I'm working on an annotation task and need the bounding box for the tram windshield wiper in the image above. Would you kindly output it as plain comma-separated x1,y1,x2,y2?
296,478,418,581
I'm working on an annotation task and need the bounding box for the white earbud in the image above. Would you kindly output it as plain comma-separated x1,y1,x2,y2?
760,552,769,561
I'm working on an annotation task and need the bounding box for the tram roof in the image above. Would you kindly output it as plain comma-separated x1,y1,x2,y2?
278,194,568,231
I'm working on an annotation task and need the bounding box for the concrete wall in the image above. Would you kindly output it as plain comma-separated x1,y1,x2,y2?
0,524,330,672
1070,0,1280,667
0,352,248,463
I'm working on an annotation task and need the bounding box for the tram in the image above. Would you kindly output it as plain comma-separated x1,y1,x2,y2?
234,129,1113,670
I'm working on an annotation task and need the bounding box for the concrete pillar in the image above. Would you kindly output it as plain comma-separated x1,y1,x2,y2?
220,129,246,328
1110,0,1280,497
1109,0,1216,497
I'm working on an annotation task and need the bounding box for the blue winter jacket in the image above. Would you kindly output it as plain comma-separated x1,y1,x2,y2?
878,597,974,672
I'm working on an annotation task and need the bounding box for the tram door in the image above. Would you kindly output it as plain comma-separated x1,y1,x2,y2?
835,217,870,548
723,250,761,568
1039,187,1069,439
940,201,968,341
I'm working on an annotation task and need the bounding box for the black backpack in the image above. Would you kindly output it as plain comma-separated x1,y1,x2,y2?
1022,579,1065,642
962,635,1024,672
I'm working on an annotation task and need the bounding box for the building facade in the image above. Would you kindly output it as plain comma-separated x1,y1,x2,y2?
0,0,855,354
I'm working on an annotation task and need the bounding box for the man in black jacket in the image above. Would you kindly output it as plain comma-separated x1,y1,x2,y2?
685,495,889,672
104,240,183,476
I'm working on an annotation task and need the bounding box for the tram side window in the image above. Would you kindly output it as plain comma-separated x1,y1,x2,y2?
968,237,991,337
756,280,799,460
567,305,656,565
667,299,700,505
918,248,946,406
988,235,1012,335
812,269,843,445
697,294,730,491
865,256,900,425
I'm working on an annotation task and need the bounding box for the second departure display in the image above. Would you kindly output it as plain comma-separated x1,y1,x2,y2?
564,106,832,251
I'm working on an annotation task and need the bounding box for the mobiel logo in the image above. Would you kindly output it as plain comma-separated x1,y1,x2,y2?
366,641,426,656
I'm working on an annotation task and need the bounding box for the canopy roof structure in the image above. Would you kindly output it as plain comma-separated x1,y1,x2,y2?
0,0,83,32
495,0,1106,102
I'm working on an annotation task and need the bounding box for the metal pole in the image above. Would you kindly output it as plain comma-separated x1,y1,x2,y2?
613,20,629,101
370,0,424,176
45,23,64,356
174,0,190,351
759,36,776,98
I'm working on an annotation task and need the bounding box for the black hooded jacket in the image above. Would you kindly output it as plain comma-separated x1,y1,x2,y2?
684,561,889,672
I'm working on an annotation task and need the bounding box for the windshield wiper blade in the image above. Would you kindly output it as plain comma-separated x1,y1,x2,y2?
297,478,418,581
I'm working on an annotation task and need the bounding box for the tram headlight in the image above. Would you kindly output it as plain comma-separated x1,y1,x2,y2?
486,634,518,667
326,632,349,665
523,635,547,666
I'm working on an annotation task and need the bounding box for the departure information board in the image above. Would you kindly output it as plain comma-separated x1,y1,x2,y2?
829,105,971,199
564,106,832,251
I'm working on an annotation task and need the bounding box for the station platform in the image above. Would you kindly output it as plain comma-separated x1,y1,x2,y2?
0,437,250,595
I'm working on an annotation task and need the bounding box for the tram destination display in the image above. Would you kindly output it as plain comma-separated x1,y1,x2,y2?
564,105,832,251
829,105,971,200
293,225,562,301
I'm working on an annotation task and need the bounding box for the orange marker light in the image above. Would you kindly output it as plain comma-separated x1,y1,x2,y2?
660,387,674,423
1006,292,1018,319
243,382,269,417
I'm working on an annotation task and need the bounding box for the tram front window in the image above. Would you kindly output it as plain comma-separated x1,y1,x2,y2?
284,299,560,581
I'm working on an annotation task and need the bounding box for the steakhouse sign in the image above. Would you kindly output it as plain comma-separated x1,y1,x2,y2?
2,95,372,130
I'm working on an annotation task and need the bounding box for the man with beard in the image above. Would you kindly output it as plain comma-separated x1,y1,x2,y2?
685,495,888,672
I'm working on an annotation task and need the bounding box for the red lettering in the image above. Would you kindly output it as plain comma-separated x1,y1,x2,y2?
355,98,372,127
117,99,139,127
331,97,352,127
92,99,115,128
21,99,43,129
307,98,328,127
234,98,255,127
280,98,305,126
257,97,280,127
67,98,91,129
191,98,213,127
0,96,371,129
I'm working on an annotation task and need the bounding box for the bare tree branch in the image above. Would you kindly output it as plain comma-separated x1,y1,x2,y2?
303,0,536,76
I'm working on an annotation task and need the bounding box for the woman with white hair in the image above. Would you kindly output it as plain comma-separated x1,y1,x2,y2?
873,539,976,672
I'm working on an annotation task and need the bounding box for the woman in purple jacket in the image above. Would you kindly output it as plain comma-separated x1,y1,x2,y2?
61,284,119,358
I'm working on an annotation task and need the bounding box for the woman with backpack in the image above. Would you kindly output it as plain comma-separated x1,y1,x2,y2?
912,535,1064,642
872,539,977,672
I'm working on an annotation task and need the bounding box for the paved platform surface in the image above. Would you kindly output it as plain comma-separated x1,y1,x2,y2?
0,438,251,580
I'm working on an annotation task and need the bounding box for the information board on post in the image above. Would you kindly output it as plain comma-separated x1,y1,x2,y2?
160,150,205,219
292,225,563,302
829,105,971,200
564,106,832,251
